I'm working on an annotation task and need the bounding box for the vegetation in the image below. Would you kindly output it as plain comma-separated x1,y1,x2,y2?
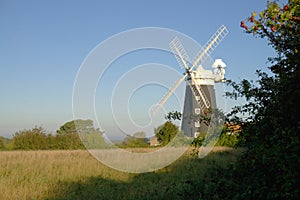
57,119,97,135
166,109,240,148
160,1,299,199
0,136,11,150
1,117,239,150
154,121,179,145
0,119,108,150
0,147,241,200
0,136,5,150
1,1,298,198
200,0,300,199
12,126,52,150
119,132,149,148
215,131,239,147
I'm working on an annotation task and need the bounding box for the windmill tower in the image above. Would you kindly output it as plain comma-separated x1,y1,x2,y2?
153,25,228,138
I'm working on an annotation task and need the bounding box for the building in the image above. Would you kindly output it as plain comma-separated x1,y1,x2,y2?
149,136,161,146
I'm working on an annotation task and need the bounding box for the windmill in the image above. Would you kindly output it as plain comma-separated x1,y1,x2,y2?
153,25,228,138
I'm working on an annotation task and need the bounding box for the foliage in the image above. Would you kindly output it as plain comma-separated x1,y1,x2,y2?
205,0,300,199
8,119,108,150
11,125,85,150
80,132,111,149
0,136,5,150
215,130,239,148
166,109,213,127
12,126,50,150
155,121,179,145
0,136,10,150
120,132,149,148
166,110,238,148
190,132,206,155
51,133,85,150
57,119,108,149
165,110,182,121
57,119,96,135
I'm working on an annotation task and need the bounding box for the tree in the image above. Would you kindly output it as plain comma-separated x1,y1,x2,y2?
155,121,179,145
165,111,182,121
12,126,49,150
121,132,149,147
56,119,104,149
9,120,106,150
210,0,300,199
57,119,97,135
182,1,299,199
0,136,5,150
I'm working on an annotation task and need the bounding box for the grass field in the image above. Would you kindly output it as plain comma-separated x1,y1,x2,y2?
0,147,242,200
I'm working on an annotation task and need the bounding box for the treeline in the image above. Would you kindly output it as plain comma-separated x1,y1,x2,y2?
12,126,84,150
0,119,241,150
0,136,9,149
0,119,109,150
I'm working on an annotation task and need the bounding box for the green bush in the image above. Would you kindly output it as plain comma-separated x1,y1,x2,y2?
119,132,149,148
9,119,108,150
0,137,5,150
12,126,49,150
201,1,300,199
155,121,179,145
215,131,239,147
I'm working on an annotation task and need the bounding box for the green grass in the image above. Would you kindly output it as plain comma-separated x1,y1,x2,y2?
0,147,242,200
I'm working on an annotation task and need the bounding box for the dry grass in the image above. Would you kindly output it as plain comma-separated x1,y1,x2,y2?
0,147,241,200
0,150,131,200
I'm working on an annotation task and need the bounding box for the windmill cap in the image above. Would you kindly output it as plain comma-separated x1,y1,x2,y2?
212,59,226,68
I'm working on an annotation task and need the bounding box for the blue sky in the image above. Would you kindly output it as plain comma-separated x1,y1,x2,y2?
0,0,278,138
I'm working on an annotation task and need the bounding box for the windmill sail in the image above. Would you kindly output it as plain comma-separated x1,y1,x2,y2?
169,37,191,70
191,25,229,72
153,25,228,121
152,74,187,114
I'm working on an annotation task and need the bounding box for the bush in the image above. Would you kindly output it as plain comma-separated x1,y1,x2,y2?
201,1,300,199
0,137,5,150
12,126,50,150
155,121,179,145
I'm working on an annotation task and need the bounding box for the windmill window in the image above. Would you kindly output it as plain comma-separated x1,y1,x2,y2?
194,132,200,138
195,121,200,127
195,108,201,114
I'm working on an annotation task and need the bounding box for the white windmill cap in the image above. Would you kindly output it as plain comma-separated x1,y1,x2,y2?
212,59,226,68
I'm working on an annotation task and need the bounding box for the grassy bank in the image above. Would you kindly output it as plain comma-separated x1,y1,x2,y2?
0,147,242,199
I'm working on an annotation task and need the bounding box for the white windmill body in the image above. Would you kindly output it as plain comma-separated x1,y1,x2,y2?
153,25,228,138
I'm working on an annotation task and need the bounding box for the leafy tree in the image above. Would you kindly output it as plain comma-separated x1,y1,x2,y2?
121,132,149,147
202,1,300,199
166,110,212,126
215,129,239,147
57,119,96,135
9,119,106,150
12,126,50,150
155,121,179,145
53,133,84,149
56,119,105,149
80,132,110,149
0,136,5,150
0,136,11,150
175,1,299,198
165,111,182,121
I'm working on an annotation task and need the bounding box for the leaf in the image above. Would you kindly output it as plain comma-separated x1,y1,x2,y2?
259,11,264,18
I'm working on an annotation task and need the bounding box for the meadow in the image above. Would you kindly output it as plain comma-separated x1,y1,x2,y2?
0,147,241,200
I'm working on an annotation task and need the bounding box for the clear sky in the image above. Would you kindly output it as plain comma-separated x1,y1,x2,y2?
0,0,279,138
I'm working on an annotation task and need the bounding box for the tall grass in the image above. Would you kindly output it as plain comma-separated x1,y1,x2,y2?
0,147,241,200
